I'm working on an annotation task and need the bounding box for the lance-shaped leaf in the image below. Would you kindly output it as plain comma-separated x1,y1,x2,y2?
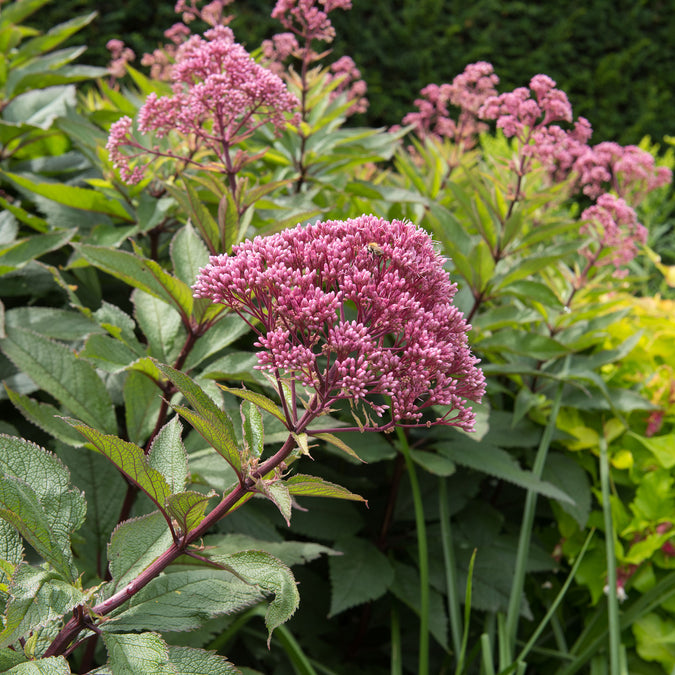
167,181,220,254
0,564,85,648
218,385,287,424
170,222,210,286
0,229,75,273
311,432,365,463
0,326,117,434
210,550,299,645
0,435,85,580
65,421,172,517
166,646,239,675
74,243,194,322
1,171,133,221
157,364,241,474
166,490,215,534
108,512,173,589
103,632,175,675
285,474,366,502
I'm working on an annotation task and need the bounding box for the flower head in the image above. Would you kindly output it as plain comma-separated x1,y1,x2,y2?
194,216,485,430
107,26,300,183
580,194,647,277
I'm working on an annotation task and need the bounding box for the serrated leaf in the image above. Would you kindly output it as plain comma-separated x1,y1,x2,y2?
328,537,393,617
311,432,365,462
542,452,591,528
167,646,239,674
0,326,117,433
105,568,262,632
436,440,574,503
148,417,188,493
0,435,85,580
65,421,172,515
103,632,175,675
108,511,173,589
166,490,215,533
0,565,85,648
157,364,241,474
210,550,299,645
74,243,193,321
218,385,287,424
285,474,366,502
5,656,71,674
0,647,27,672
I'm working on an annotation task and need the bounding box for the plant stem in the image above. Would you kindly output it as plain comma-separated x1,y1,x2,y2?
439,477,462,658
502,376,565,666
599,433,622,675
397,427,429,675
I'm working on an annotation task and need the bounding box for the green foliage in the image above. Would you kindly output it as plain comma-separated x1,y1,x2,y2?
0,0,673,673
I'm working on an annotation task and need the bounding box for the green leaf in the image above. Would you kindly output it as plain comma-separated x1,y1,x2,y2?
167,181,220,253
218,385,287,424
105,568,263,633
285,474,366,502
166,490,215,533
170,222,210,286
0,326,117,433
157,364,241,474
256,480,292,526
475,330,569,360
133,290,185,364
542,452,591,528
311,432,365,463
629,432,675,469
1,171,133,221
5,656,71,674
0,564,84,648
210,550,300,645
0,435,85,580
65,421,172,515
74,244,194,321
633,613,675,669
0,195,48,233
0,0,52,27
103,632,175,675
241,400,264,459
183,313,250,370
167,646,239,674
409,449,456,476
148,417,188,494
328,537,394,617
56,444,126,581
0,647,27,672
123,370,162,446
108,511,173,589
0,229,75,272
436,440,575,503
4,307,102,341
5,386,87,447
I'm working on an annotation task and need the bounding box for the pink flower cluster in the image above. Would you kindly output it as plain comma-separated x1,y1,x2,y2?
107,26,300,184
327,56,368,115
403,62,499,146
271,0,352,46
193,215,485,429
574,141,672,202
106,39,135,80
580,194,647,277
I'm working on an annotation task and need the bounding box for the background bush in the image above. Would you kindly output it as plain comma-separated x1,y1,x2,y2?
34,0,675,144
